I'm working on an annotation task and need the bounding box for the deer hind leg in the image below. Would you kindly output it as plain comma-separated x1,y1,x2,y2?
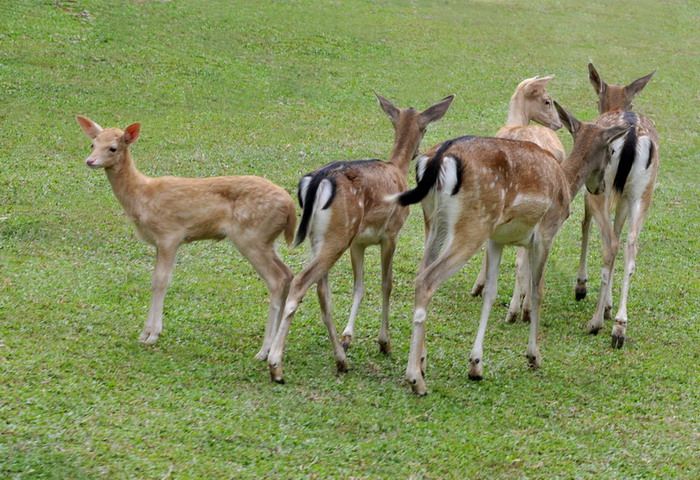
267,244,346,384
506,247,529,323
235,239,294,362
140,241,179,345
407,230,487,396
340,243,366,351
576,194,594,301
612,199,647,349
377,237,397,354
469,240,504,380
316,273,349,373
587,199,618,334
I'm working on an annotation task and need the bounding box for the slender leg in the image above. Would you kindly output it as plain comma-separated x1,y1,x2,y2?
588,205,618,334
140,242,179,345
317,274,349,372
378,237,397,354
470,253,487,297
468,240,503,380
407,236,484,396
612,200,647,348
576,194,594,301
526,240,550,369
520,249,532,323
236,241,294,362
340,243,366,351
268,245,345,383
506,247,527,323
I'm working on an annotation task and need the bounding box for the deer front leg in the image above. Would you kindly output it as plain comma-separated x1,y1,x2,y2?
340,244,366,351
470,253,487,297
140,242,178,345
576,195,594,301
505,247,528,323
526,241,549,369
378,237,397,354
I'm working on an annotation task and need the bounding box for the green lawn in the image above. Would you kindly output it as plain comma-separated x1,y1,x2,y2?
1,0,699,478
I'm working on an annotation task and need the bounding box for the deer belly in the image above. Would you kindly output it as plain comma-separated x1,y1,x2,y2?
355,226,383,245
490,220,534,246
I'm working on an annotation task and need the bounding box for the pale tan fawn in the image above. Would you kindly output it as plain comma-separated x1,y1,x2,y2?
392,102,629,395
267,94,455,384
575,63,659,348
77,116,295,359
470,75,565,325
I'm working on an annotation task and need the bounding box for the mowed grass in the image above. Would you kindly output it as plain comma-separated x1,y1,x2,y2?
1,0,699,478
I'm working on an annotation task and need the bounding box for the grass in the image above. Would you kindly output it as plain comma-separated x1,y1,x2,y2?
1,0,699,478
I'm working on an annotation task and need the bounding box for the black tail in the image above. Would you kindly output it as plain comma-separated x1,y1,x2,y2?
293,175,336,247
613,112,638,194
397,135,472,206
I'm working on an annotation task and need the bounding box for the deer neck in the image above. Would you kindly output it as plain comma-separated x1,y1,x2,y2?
560,148,595,199
505,94,530,127
388,129,420,177
104,150,149,216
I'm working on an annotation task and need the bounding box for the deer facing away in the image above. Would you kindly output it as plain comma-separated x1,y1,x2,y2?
575,63,659,348
470,75,565,325
266,94,455,384
393,102,629,395
77,116,295,359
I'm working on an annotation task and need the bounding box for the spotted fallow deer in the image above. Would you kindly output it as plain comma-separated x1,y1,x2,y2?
470,75,565,325
393,102,629,395
575,64,659,348
76,116,295,359
266,94,455,383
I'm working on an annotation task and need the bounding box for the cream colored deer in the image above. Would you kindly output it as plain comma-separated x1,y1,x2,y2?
267,94,455,383
470,75,565,325
76,116,295,359
394,103,629,395
575,64,659,348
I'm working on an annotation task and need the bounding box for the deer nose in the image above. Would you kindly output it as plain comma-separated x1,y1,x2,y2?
551,121,563,131
86,158,96,167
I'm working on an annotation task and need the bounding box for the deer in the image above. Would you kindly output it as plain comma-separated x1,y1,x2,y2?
470,75,565,325
391,102,630,395
266,94,455,384
76,116,296,360
574,63,659,349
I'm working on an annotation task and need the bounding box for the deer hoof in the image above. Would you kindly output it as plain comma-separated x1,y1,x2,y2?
522,310,531,323
468,357,483,380
505,311,519,323
378,339,392,355
336,358,349,374
575,281,587,301
470,283,484,297
611,333,625,349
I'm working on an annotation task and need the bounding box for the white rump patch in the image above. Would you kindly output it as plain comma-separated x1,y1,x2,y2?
298,176,312,207
439,156,460,194
416,155,429,182
316,178,333,209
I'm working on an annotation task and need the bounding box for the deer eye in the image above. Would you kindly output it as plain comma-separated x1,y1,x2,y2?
544,100,551,106
109,147,116,152
90,144,94,150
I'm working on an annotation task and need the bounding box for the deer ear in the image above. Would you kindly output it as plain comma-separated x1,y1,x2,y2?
588,63,606,95
76,115,102,139
375,93,400,125
626,70,655,99
419,94,455,128
554,101,580,137
123,123,141,145
524,75,554,97
603,125,631,145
